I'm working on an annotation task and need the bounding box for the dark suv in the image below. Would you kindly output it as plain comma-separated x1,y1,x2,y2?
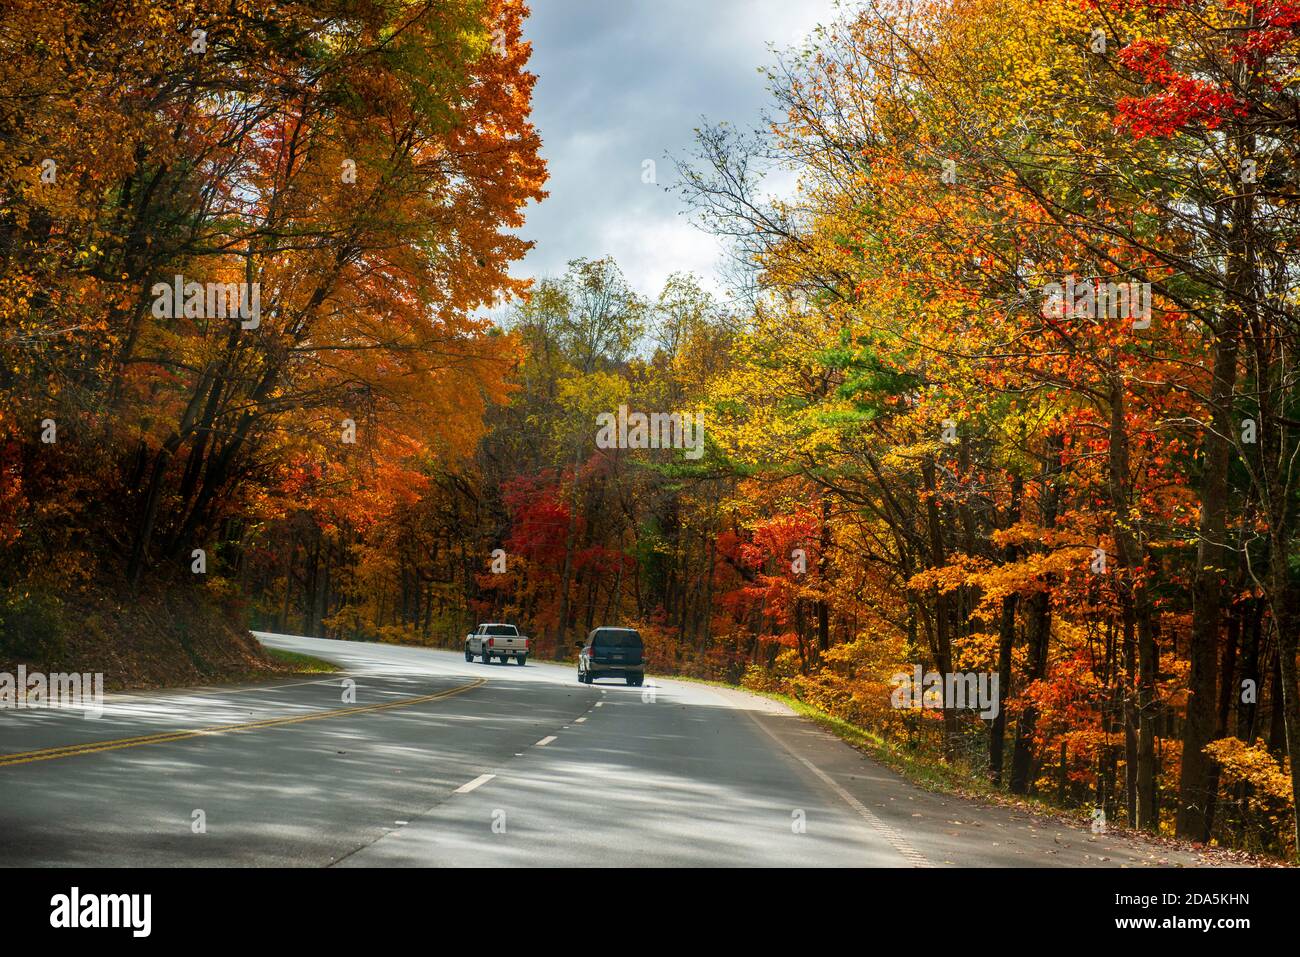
577,627,644,686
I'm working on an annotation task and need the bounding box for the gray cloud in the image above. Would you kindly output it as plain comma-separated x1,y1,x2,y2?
515,0,841,300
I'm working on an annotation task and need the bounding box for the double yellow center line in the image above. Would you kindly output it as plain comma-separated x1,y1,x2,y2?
0,677,485,769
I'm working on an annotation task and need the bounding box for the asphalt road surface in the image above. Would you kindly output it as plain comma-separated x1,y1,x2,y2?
0,634,1221,867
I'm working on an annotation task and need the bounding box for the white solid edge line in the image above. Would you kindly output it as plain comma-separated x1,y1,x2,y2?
454,773,496,794
741,707,932,868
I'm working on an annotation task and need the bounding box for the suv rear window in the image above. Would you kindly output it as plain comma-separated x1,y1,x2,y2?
593,629,642,649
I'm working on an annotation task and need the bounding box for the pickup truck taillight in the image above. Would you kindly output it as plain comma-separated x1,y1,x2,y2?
487,637,495,647
525,638,531,649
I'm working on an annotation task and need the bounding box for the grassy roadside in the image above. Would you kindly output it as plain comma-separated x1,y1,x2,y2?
773,691,1001,796
263,646,341,674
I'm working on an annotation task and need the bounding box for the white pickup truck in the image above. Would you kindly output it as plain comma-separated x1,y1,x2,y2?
464,622,531,665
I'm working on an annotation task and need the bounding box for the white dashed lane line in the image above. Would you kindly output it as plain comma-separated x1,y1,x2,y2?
454,773,496,794
457,705,593,791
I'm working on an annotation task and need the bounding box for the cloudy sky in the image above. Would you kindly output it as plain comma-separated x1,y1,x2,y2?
513,0,841,300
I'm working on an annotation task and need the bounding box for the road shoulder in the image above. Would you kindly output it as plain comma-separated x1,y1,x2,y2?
696,682,1256,868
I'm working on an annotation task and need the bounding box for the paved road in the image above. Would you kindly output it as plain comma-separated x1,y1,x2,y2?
0,634,1221,867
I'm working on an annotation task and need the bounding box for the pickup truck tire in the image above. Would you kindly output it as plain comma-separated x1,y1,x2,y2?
464,648,473,662
515,654,526,666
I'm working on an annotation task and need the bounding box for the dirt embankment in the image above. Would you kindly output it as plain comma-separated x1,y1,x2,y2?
0,581,302,691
